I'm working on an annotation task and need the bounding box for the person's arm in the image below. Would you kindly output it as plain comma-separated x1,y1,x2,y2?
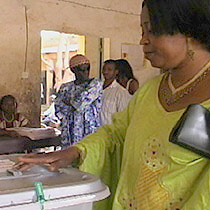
18,113,29,127
116,89,132,113
0,115,26,137
69,79,103,111
74,91,139,175
14,93,138,172
129,79,139,95
54,83,74,119
14,82,149,172
14,146,81,171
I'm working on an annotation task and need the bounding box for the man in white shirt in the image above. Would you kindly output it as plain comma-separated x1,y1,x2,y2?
100,60,132,126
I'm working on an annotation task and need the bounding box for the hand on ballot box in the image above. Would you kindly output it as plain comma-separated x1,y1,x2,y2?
14,146,81,172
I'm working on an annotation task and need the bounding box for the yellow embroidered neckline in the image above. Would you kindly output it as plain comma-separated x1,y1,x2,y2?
168,60,210,95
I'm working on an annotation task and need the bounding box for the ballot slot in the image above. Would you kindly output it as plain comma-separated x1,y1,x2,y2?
0,164,61,192
7,168,23,176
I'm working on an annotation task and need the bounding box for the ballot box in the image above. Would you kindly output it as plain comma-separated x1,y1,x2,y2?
0,155,110,210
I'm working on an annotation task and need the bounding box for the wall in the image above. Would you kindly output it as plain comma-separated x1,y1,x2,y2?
0,0,157,126
85,36,100,78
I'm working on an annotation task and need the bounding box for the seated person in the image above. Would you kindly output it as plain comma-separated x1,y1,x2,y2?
0,95,29,136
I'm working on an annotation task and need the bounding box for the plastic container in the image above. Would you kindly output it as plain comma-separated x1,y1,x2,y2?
0,155,110,210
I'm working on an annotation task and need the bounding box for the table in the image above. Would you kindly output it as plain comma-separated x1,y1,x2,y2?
0,135,62,154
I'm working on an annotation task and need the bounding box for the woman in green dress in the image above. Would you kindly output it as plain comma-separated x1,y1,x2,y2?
15,0,210,209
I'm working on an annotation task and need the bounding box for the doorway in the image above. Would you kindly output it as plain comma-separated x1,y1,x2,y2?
41,30,86,106
40,30,111,128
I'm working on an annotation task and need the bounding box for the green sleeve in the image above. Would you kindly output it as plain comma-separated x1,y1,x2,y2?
74,81,151,174
75,92,138,174
75,97,136,209
74,82,150,210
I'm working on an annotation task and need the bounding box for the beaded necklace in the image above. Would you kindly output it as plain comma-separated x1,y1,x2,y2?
2,111,14,123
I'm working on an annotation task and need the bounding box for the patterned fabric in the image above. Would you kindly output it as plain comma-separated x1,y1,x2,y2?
0,113,29,129
100,80,132,126
75,74,210,210
69,54,90,68
55,78,103,148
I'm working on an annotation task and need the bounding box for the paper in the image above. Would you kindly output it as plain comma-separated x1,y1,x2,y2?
6,127,57,140
0,159,14,173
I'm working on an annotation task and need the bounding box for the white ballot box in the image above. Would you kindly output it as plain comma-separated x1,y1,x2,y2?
0,155,110,210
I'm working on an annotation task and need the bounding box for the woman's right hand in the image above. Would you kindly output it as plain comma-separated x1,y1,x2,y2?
13,146,81,172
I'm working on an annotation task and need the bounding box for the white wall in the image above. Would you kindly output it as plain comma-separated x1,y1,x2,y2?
0,0,155,126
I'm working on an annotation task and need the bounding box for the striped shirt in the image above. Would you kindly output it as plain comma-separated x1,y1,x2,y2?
100,80,132,126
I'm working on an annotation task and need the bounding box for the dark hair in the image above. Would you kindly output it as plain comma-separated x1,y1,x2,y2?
104,59,116,66
115,59,135,80
0,95,17,109
142,0,210,50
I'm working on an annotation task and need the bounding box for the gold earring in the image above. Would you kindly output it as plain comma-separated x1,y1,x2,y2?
187,38,195,60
